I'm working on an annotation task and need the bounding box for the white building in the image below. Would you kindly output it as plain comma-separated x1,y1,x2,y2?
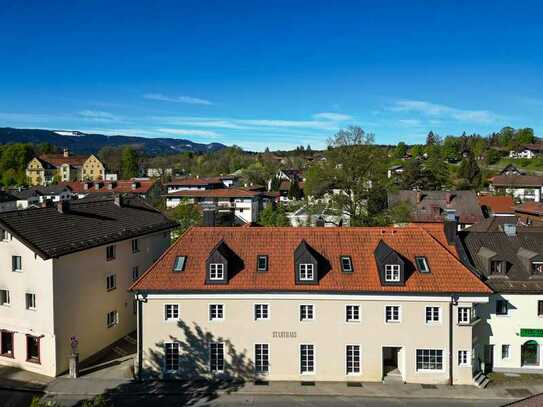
0,197,176,376
490,175,543,203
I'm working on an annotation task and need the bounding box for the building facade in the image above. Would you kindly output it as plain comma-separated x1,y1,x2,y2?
132,225,491,385
0,197,176,376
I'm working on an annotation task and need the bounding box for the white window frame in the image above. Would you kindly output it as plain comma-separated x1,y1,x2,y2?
458,350,470,367
254,343,270,374
341,256,353,272
209,304,224,321
257,255,268,272
300,304,314,321
25,293,37,310
346,304,360,323
0,289,10,306
299,264,314,281
384,264,400,282
209,263,225,280
346,344,361,375
385,305,401,323
164,304,180,322
415,256,430,273
209,342,225,373
458,307,470,324
502,344,511,360
254,304,270,321
106,273,117,291
425,306,441,324
106,245,116,261
11,256,22,272
131,239,140,254
300,344,315,375
164,342,180,373
416,349,445,372
106,310,119,328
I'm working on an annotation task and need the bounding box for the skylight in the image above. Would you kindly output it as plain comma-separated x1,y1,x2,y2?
341,256,353,272
415,256,430,273
173,256,186,272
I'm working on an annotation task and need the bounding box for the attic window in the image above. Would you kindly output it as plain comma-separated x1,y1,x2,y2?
257,255,268,272
173,256,186,272
340,256,353,272
299,264,314,281
209,263,225,280
384,264,400,282
415,256,430,273
490,260,505,275
532,262,543,275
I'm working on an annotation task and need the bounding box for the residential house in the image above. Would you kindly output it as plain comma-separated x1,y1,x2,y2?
478,195,515,217
63,179,161,203
460,218,543,374
164,177,225,194
10,185,75,210
0,197,176,376
509,144,543,160
500,165,526,177
0,192,18,212
513,202,543,222
489,175,543,202
387,165,404,179
387,191,484,230
131,224,491,385
164,188,274,223
26,149,107,186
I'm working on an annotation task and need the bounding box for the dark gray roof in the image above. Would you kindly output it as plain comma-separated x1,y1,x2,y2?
0,191,18,203
0,197,177,259
387,190,484,224
460,226,543,293
468,215,543,232
9,189,43,199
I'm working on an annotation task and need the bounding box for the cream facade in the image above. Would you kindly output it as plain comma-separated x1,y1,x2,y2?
81,155,106,181
0,231,171,376
137,293,487,385
475,294,543,373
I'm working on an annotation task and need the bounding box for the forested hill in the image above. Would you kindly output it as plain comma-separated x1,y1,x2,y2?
0,127,227,155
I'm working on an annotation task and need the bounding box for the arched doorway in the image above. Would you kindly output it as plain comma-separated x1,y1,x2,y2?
521,340,540,367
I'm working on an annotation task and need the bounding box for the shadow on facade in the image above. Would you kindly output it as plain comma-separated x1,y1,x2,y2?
71,320,255,406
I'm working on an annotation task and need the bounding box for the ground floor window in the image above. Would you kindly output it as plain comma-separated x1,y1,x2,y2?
346,345,360,374
26,335,40,364
255,344,269,374
458,350,470,367
502,344,511,359
416,349,443,371
164,342,179,372
0,331,14,358
210,342,224,373
521,340,540,367
300,344,315,374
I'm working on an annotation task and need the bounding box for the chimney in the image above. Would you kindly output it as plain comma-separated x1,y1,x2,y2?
131,181,139,190
83,182,91,190
57,200,69,214
114,194,123,207
416,191,423,203
202,209,216,227
444,220,458,244
63,148,69,158
107,182,114,190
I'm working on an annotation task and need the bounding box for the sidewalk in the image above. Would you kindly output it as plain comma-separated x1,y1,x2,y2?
42,378,543,401
0,366,52,392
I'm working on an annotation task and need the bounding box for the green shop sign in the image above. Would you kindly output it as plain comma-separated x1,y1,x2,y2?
520,328,543,338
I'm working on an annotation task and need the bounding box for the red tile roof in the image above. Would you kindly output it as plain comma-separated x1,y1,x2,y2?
165,177,223,187
491,175,543,187
164,188,264,198
478,195,514,214
62,179,157,194
513,201,543,216
39,154,89,167
131,225,491,294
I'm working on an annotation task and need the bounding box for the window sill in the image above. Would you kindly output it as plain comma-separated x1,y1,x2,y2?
385,321,401,324
346,320,361,323
0,353,14,359
416,369,444,374
26,358,41,365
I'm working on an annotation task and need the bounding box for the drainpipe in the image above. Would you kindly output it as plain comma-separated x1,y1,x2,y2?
137,293,146,381
449,295,459,386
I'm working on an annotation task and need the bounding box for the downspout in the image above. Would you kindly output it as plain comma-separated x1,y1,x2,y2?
137,293,146,381
449,295,459,386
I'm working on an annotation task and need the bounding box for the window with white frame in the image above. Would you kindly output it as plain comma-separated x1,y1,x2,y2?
257,255,268,272
0,289,10,306
131,239,140,254
164,304,179,321
106,273,116,291
173,256,186,272
255,343,269,374
300,344,315,374
209,342,224,372
425,306,440,323
300,304,314,321
254,304,269,320
384,264,400,282
346,305,360,322
106,310,118,328
346,345,361,374
458,350,470,366
164,342,180,372
209,304,224,320
11,256,21,272
502,344,511,359
209,263,225,280
458,307,470,324
132,266,139,282
106,245,116,261
385,305,400,323
341,256,353,272
416,349,443,371
0,229,10,241
25,293,36,310
415,256,430,273
298,263,314,281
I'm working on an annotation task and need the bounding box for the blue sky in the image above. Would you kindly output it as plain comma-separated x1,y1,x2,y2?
1,1,542,151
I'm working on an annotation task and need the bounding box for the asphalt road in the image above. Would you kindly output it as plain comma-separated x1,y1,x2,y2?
0,389,43,407
42,393,510,407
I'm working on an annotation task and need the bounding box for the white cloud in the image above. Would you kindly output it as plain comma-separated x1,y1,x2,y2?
389,100,500,124
313,112,352,121
143,93,213,106
157,128,221,138
78,110,123,122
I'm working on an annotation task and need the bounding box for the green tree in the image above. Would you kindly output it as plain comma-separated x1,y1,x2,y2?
442,136,460,162
120,147,139,179
288,181,303,200
394,142,408,159
269,175,282,191
258,205,290,226
166,203,202,238
410,144,425,158
484,149,502,165
457,152,482,189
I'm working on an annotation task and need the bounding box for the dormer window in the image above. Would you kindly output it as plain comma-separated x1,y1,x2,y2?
415,256,430,273
209,263,225,280
490,260,505,275
532,262,543,275
173,256,186,272
299,264,314,281
257,255,268,272
384,264,400,282
340,256,353,272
